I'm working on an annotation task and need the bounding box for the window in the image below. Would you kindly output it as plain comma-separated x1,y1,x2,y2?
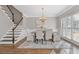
72,14,79,42
62,16,72,39
61,13,79,42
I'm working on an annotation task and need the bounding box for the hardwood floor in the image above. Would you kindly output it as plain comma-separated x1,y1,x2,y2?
0,47,54,54
0,39,58,54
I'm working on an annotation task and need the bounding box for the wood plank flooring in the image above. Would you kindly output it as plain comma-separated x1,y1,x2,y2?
0,47,54,54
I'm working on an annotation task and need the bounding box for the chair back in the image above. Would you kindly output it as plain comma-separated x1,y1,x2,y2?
46,29,53,40
26,32,34,41
36,30,44,39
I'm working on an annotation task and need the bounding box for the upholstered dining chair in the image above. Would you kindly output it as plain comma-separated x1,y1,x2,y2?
45,29,54,44
36,30,44,44
26,32,34,42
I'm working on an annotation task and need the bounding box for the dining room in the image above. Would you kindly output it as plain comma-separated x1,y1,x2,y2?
13,5,69,49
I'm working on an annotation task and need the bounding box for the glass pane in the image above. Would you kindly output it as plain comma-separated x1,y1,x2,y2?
62,16,72,39
72,14,79,42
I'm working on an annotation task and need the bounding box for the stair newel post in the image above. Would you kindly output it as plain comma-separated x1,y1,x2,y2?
11,9,15,45
12,12,15,45
12,28,15,44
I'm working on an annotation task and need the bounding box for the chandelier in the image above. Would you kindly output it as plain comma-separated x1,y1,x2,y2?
39,8,47,31
40,8,47,22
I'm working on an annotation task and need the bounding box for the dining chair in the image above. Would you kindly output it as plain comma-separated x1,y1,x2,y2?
45,29,54,44
36,30,44,44
26,32,34,42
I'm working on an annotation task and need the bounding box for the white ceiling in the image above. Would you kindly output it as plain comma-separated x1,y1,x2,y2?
14,5,72,17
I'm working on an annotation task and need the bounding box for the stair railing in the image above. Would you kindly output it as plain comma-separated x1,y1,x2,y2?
6,5,23,44
7,5,14,22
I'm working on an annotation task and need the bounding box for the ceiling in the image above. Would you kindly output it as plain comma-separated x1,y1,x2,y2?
14,5,73,17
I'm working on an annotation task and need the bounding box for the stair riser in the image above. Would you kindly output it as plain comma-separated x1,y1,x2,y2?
3,36,18,38
7,34,20,35
7,30,21,32
7,32,21,34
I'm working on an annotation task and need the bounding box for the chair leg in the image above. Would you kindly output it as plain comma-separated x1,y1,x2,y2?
51,39,54,44
35,39,38,44
51,41,52,44
52,38,54,43
41,39,43,44
33,39,36,43
45,40,47,44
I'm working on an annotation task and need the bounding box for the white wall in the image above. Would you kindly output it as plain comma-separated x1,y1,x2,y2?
23,16,37,30
0,10,13,38
44,17,57,32
23,16,57,32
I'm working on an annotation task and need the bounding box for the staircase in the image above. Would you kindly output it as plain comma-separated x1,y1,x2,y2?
0,25,26,47
0,5,26,48
1,6,12,20
0,26,23,43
